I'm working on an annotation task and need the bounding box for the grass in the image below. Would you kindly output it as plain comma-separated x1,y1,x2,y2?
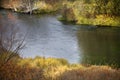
0,56,120,80
60,1,120,27
75,15,120,27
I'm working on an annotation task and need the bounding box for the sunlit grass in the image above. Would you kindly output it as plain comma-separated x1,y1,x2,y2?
0,55,120,80
60,0,120,27
75,15,120,27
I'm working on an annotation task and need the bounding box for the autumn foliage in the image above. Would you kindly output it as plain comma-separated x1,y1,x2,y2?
0,57,120,80
0,61,44,80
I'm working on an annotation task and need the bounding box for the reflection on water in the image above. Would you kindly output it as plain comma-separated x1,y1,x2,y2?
0,10,80,63
77,28,120,67
0,10,120,67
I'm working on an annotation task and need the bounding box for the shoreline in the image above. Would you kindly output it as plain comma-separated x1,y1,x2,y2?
0,56,120,80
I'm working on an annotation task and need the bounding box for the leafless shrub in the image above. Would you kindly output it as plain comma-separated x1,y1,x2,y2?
0,26,25,65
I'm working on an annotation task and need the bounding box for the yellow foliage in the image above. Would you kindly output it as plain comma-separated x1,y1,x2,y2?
0,56,120,80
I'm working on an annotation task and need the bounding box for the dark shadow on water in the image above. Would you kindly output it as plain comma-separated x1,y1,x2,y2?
96,25,120,28
77,27,120,68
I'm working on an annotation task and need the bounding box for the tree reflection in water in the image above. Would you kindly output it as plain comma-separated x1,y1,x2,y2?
77,27,120,67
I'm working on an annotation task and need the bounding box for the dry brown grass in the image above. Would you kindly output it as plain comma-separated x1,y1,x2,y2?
0,57,120,80
0,61,44,80
58,66,120,80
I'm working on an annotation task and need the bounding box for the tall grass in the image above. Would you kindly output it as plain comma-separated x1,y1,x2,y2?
0,56,120,80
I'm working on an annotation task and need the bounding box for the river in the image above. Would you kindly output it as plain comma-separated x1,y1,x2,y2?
0,9,120,67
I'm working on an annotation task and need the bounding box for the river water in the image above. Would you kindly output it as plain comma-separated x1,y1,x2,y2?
0,10,120,67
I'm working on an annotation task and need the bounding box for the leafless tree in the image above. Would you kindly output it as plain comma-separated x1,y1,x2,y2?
0,26,25,65
21,0,36,14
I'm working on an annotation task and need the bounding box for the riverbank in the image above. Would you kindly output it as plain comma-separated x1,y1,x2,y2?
59,15,120,27
0,0,63,14
59,1,120,27
0,56,120,80
1,0,120,27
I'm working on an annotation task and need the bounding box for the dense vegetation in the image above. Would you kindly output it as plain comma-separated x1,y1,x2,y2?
0,0,120,26
60,0,120,26
0,56,120,80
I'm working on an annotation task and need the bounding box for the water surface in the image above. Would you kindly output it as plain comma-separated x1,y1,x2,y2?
0,10,120,67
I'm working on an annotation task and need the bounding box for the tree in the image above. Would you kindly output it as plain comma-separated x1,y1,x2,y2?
0,26,25,65
21,0,37,14
92,0,120,16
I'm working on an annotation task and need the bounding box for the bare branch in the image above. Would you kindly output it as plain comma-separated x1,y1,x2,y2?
0,26,26,65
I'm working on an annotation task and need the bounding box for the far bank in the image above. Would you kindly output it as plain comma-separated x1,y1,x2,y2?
0,0,120,27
